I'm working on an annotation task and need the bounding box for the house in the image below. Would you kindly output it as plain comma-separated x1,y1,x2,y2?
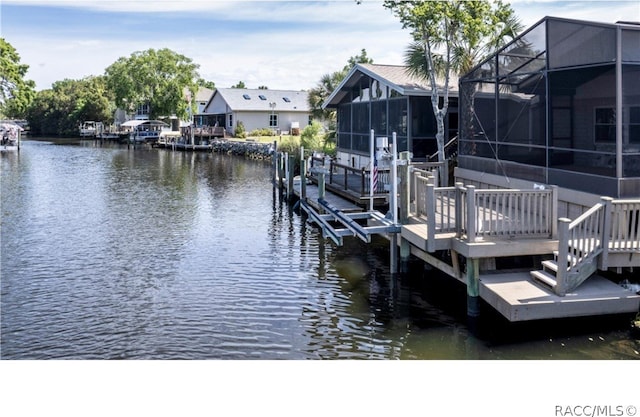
200,88,311,136
323,63,459,169
114,86,215,127
192,87,214,126
458,16,640,201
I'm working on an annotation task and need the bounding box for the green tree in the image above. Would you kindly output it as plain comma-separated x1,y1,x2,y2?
198,79,216,90
383,0,522,165
0,38,36,118
307,49,374,127
26,77,114,136
105,48,200,120
231,81,246,89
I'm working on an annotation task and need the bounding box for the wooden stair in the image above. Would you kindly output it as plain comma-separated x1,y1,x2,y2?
530,251,598,296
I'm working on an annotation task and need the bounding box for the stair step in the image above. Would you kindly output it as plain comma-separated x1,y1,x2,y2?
553,251,579,268
542,260,558,273
530,270,557,290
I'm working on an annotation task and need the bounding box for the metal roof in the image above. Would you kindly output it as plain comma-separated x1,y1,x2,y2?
324,63,459,108
207,88,309,112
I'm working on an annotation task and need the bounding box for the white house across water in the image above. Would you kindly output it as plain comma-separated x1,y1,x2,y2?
200,88,311,136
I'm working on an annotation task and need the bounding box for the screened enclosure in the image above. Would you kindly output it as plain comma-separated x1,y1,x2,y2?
459,17,640,197
327,64,458,162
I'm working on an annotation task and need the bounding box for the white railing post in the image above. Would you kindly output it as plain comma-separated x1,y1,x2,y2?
599,197,614,270
400,151,412,223
550,185,559,239
426,184,436,253
455,182,464,238
466,185,476,242
556,218,571,296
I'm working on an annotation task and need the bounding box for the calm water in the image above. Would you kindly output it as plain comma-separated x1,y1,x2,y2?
1,139,638,360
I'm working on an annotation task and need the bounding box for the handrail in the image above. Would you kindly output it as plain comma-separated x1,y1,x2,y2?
428,135,458,162
309,157,391,195
555,199,608,295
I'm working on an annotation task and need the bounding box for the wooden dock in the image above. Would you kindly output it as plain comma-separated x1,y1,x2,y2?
274,149,640,323
480,272,640,322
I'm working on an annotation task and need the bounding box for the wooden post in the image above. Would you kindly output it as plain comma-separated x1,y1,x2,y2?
399,151,411,223
278,153,284,191
301,157,307,200
389,132,398,274
455,182,464,238
442,159,449,187
287,154,295,201
318,171,326,201
426,184,436,253
272,140,278,186
466,185,476,242
550,185,559,239
556,218,571,296
398,151,411,271
466,257,480,318
599,197,614,270
369,129,375,212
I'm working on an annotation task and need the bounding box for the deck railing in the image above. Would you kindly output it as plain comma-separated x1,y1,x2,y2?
412,176,558,251
456,185,557,242
608,199,640,252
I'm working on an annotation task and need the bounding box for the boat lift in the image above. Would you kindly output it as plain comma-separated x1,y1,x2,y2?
300,131,402,271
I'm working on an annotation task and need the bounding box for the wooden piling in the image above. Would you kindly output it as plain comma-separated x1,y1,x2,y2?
466,257,480,318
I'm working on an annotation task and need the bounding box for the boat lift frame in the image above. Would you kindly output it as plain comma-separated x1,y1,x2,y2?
301,130,402,270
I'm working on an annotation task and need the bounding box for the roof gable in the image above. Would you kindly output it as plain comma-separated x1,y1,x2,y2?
324,63,458,108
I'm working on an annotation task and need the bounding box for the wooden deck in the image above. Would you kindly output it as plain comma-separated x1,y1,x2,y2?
480,272,640,322
276,152,640,322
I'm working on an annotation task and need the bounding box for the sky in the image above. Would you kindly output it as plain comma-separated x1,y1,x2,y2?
1,0,639,92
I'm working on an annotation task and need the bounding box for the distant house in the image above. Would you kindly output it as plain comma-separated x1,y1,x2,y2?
114,86,214,127
323,63,459,168
192,87,214,123
459,16,640,199
200,88,311,136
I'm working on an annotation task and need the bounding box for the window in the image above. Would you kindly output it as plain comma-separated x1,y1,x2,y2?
630,107,640,144
228,114,233,127
282,97,291,103
136,103,150,116
243,94,251,100
259,95,267,100
308,115,313,126
269,114,278,127
595,107,615,142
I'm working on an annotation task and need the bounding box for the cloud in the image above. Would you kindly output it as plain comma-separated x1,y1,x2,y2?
4,0,637,91
5,1,411,90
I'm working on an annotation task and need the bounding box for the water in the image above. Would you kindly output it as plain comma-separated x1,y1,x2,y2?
1,139,639,360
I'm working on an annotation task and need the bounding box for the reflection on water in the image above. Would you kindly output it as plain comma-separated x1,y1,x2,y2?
1,139,638,359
